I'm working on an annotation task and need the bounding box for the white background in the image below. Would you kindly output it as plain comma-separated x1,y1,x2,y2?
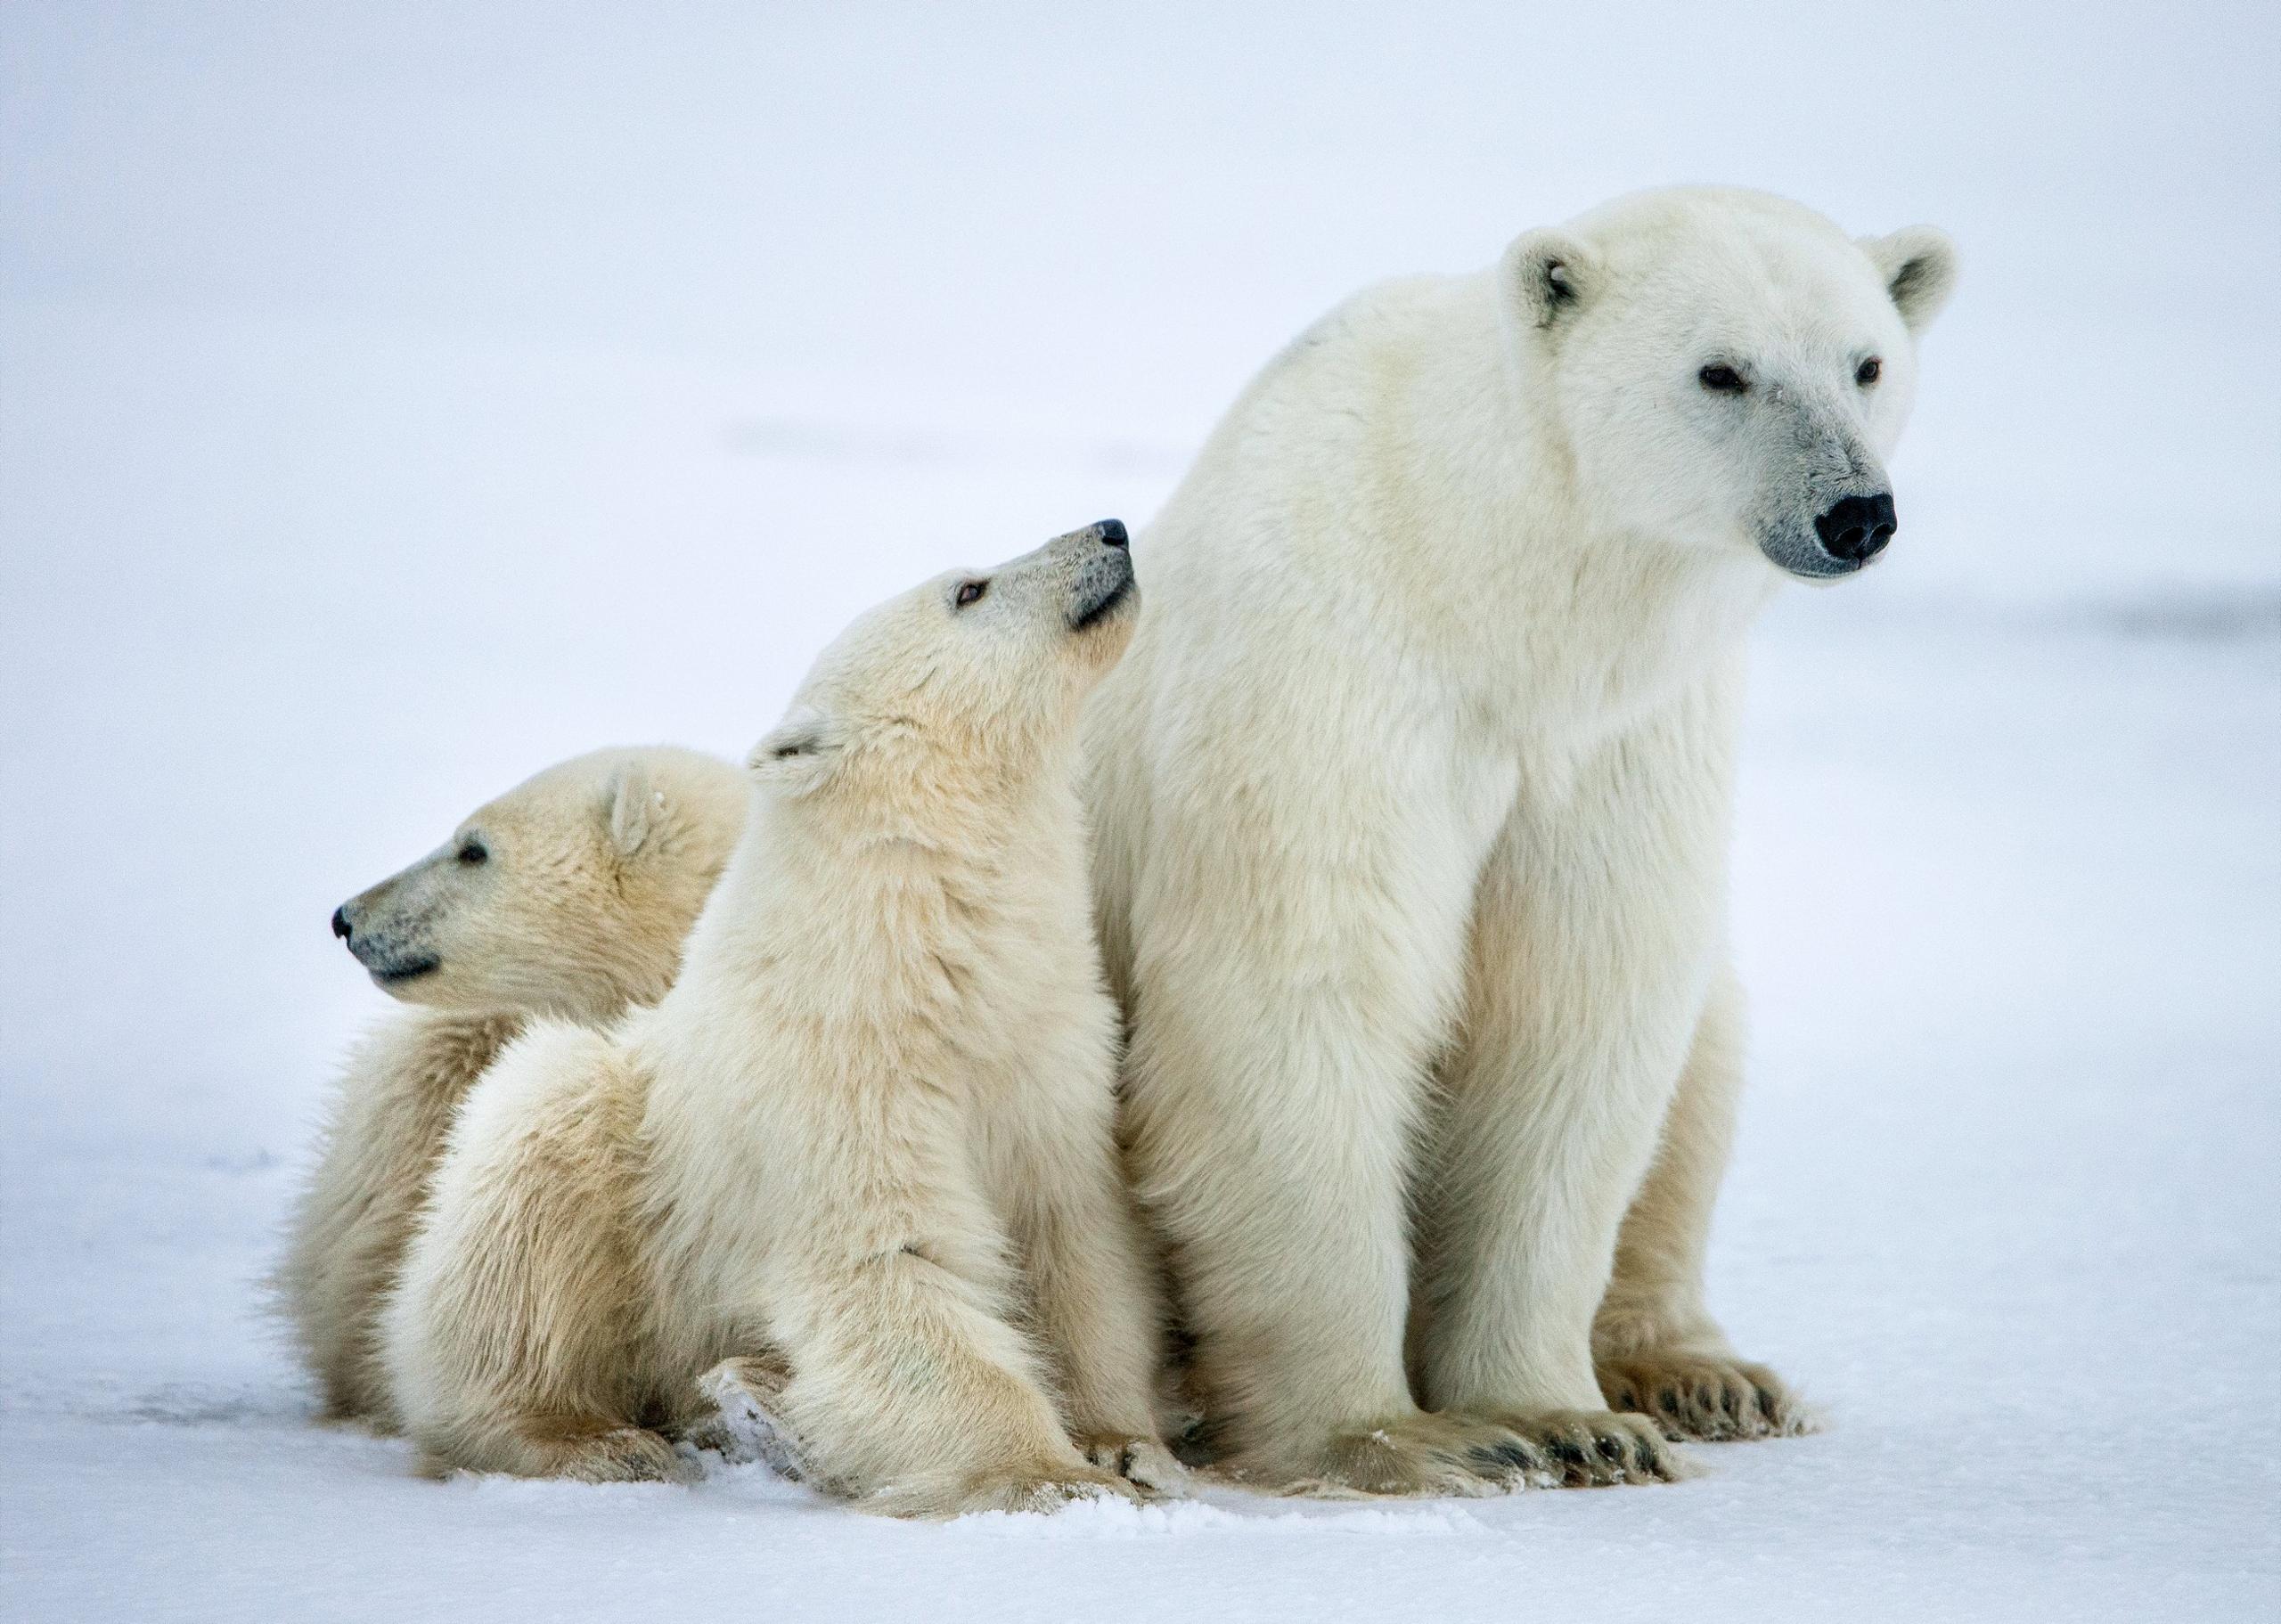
3,4,2276,1620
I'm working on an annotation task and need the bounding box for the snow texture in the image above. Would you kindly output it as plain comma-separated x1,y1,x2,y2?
2,4,2276,1620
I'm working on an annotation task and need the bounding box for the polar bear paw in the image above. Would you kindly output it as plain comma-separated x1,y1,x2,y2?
873,1458,1144,1520
500,1420,697,1484
688,1355,806,1479
1077,1432,1190,1498
1463,1407,1696,1488
1221,1411,1557,1498
1596,1351,1819,1442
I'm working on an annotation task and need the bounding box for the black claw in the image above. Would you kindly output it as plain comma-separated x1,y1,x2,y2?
1469,1440,1541,1476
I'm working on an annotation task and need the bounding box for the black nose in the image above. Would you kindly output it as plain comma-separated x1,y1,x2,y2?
331,906,353,943
1094,518,1127,548
1814,493,1897,564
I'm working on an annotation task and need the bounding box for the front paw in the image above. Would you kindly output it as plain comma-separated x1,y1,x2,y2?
873,1459,1143,1519
1597,1351,1817,1442
1219,1410,1535,1498
1077,1432,1190,1498
1464,1407,1695,1488
690,1355,806,1479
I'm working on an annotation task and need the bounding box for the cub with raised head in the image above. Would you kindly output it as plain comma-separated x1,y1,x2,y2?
381,524,1175,1515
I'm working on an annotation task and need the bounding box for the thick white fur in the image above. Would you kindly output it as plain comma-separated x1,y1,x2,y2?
380,526,1178,1515
276,747,748,1428
1087,187,1955,1493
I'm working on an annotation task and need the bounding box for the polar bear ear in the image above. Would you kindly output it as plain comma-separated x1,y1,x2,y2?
1502,229,1598,331
747,705,843,794
603,762,662,858
1860,225,1959,335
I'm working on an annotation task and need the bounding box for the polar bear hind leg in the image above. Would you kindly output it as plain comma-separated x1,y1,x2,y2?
382,1024,683,1482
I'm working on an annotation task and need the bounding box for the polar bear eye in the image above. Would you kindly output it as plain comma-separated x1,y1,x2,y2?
1697,364,1747,395
954,580,989,608
456,839,487,866
1855,356,1883,386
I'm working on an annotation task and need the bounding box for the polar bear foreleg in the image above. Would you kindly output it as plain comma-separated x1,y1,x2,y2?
1413,807,1710,1486
1121,952,1545,1497
760,1118,1139,1518
1593,964,1816,1440
278,1012,516,1430
979,1050,1185,1494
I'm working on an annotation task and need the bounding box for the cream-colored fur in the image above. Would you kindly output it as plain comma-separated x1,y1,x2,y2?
1087,187,1955,1494
277,747,748,1428
381,525,1179,1516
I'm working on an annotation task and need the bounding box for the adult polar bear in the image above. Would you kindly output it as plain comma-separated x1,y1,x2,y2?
1088,186,1956,1494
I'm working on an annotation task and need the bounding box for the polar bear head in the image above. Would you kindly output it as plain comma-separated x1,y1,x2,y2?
1500,186,1958,580
748,520,1137,820
331,746,748,1019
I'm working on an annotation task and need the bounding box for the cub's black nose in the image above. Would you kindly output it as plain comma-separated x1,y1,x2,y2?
331,906,353,943
1815,492,1897,564
1094,518,1128,548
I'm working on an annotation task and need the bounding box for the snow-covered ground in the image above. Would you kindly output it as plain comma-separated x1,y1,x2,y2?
3,4,2276,1620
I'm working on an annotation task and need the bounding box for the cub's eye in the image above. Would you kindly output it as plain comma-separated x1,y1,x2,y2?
1855,355,1883,386
456,840,487,866
954,579,988,608
1697,363,1747,395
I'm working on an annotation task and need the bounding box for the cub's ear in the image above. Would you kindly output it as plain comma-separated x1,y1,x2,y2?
1860,225,1959,335
747,705,842,794
603,761,664,858
1502,228,1598,331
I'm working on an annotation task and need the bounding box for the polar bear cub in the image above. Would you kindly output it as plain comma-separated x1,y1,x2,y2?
278,747,748,1428
381,522,1173,1515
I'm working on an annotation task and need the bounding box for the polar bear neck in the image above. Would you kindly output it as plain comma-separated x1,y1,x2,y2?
1167,271,1779,746
658,763,1094,1070
1397,277,1777,732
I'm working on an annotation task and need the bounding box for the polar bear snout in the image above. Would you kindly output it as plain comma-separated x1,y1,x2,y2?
1759,485,1899,581
1069,537,1137,632
336,922,439,986
1054,518,1136,633
332,884,442,988
1814,492,1896,566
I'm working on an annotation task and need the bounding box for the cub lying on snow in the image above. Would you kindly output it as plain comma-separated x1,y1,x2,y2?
381,522,1178,1514
278,747,748,1429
